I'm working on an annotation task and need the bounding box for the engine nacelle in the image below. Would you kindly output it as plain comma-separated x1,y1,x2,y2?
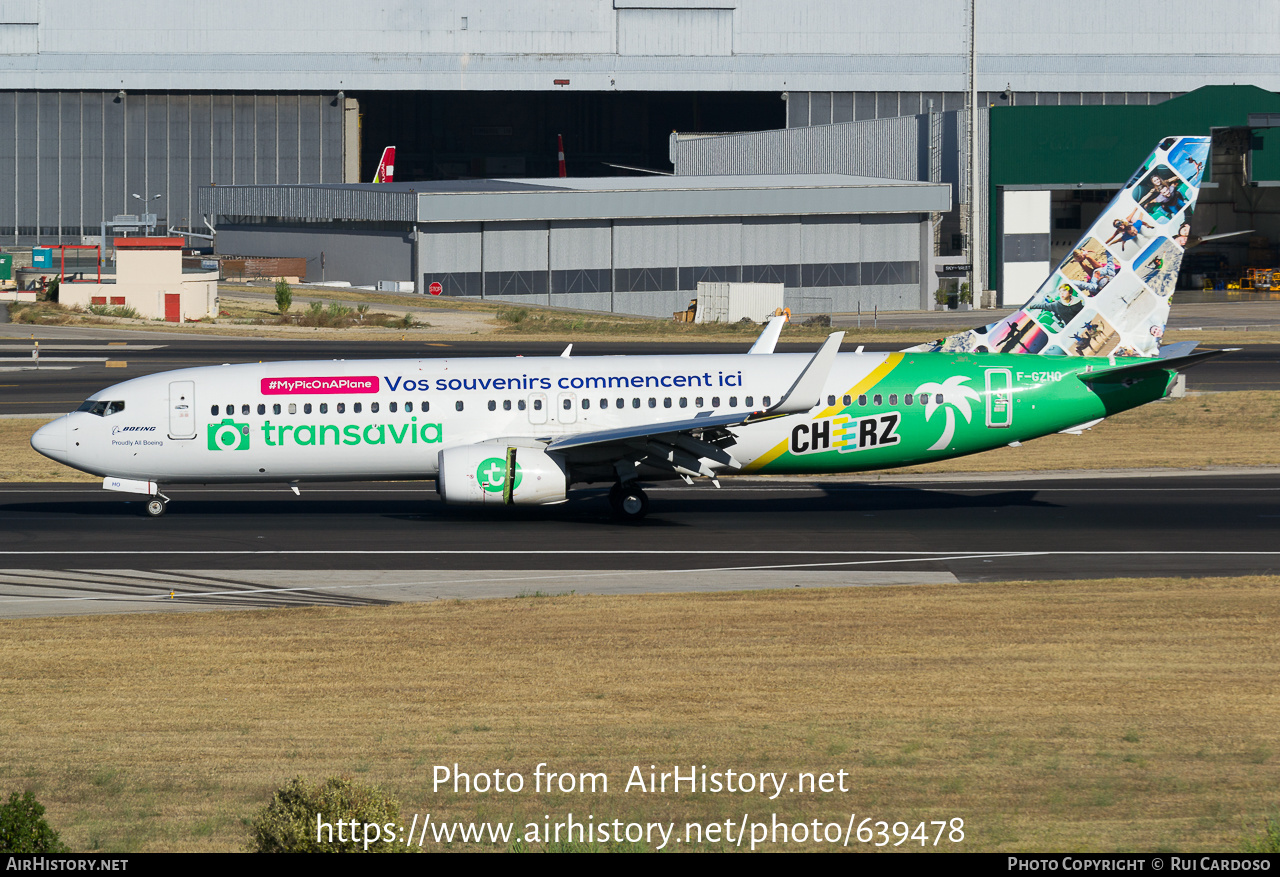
436,444,569,505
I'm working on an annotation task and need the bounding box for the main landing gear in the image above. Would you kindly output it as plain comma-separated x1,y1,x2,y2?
144,493,170,517
608,482,649,521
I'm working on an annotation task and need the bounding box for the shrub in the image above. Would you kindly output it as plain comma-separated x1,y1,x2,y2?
249,776,408,853
45,277,60,303
1242,815,1280,853
497,307,529,325
0,790,68,853
87,305,140,319
274,279,293,314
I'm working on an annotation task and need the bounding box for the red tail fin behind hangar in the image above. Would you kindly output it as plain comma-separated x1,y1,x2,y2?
373,146,395,183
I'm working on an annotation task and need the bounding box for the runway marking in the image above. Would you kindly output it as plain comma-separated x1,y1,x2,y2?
0,554,1013,606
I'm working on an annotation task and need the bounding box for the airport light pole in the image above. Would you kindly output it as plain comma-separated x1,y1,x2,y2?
968,0,984,309
131,193,162,235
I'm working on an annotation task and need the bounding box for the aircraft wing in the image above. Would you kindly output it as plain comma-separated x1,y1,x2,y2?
546,410,752,453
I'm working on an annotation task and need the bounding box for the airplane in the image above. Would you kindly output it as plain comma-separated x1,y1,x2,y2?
30,136,1225,520
373,146,395,184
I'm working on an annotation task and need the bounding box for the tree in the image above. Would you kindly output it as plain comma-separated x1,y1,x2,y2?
0,790,68,853
274,279,293,314
249,776,408,853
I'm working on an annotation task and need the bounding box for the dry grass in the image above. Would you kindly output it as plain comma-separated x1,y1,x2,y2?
0,576,1276,852
4,392,1277,484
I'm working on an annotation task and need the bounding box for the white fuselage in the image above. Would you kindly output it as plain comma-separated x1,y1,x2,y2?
32,352,894,484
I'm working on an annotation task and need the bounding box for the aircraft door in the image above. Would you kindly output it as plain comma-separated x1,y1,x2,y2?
985,369,1013,428
169,380,197,439
557,392,577,423
527,393,547,424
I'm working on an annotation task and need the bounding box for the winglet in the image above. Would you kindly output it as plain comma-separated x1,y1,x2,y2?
748,315,788,355
561,344,573,358
757,331,845,417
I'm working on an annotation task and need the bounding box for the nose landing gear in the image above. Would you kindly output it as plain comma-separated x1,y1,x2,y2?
144,492,170,517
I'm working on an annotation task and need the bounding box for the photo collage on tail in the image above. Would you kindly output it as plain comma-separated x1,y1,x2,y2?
910,136,1211,358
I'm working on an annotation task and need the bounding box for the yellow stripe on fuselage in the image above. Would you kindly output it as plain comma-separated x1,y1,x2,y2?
744,352,904,471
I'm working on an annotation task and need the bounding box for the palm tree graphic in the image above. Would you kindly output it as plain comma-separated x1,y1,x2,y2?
916,376,982,450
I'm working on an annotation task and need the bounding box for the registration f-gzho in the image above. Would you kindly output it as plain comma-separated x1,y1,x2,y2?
32,137,1227,520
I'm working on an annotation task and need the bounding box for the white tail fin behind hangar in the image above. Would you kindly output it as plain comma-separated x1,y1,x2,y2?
911,136,1211,358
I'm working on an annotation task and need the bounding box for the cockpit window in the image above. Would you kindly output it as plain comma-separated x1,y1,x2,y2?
76,400,125,416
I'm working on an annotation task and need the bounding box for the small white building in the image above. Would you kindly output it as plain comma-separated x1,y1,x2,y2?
60,238,218,322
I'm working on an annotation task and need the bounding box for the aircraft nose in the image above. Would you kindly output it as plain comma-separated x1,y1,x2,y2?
31,417,67,457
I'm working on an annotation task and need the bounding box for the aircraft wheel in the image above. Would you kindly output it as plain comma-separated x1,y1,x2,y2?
144,498,167,518
609,483,648,521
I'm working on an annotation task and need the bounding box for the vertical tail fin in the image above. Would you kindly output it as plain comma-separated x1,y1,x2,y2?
912,135,1211,357
373,146,395,184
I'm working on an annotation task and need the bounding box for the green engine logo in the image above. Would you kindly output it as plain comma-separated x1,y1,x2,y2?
477,457,522,493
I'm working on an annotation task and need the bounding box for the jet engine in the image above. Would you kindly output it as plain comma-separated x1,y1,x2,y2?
436,444,569,505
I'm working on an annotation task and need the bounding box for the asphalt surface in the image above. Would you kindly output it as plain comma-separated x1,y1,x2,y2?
0,472,1277,616
0,336,1275,416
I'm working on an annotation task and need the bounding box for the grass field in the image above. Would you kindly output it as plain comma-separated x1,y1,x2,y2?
0,576,1276,852
6,391,1279,484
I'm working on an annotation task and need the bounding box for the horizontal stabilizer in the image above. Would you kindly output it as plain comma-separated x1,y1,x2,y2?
1076,348,1228,384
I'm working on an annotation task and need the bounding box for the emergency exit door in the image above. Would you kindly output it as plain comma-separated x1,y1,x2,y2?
985,369,1013,428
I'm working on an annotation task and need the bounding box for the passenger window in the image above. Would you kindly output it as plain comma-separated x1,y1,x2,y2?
304,403,313,414
288,403,297,414
533,399,542,411
745,396,754,407
904,394,913,406
648,398,656,408
582,399,590,409
241,404,250,416
257,403,265,415
226,402,233,413
421,401,429,412
727,396,734,407
679,397,688,408
858,395,867,406
337,402,345,414
273,403,281,415
371,402,380,413
632,398,640,408
319,403,328,414
503,400,511,411
563,398,571,410
696,397,704,408
935,394,944,404
390,402,398,413
843,395,852,406
456,401,464,411
663,398,671,408
617,398,625,409
354,402,362,414
518,400,526,411
211,405,219,416
873,395,882,406
762,396,771,407
889,394,898,406
828,395,836,406
405,401,413,413
488,400,496,411
600,399,609,409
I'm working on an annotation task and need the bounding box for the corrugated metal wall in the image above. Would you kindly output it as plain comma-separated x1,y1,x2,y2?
674,114,925,180
0,91,345,245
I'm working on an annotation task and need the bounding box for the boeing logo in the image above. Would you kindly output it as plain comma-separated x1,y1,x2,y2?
112,425,157,435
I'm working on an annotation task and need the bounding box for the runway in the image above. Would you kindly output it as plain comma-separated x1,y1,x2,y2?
1,472,1276,616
